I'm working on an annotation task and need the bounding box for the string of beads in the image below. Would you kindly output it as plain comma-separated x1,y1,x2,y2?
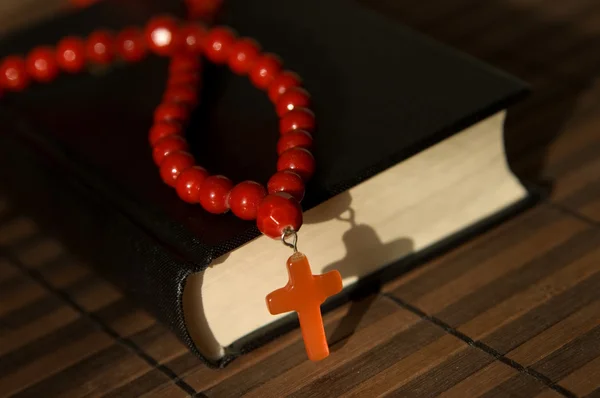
0,7,316,240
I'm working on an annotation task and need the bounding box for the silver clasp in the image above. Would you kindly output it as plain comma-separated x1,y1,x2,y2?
281,227,298,252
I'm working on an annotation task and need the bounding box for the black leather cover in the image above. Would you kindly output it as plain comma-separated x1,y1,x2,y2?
0,0,530,367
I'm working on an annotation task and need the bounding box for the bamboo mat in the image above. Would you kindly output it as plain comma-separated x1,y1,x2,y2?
2,0,600,396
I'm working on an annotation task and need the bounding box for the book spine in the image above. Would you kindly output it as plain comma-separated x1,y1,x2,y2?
0,128,219,367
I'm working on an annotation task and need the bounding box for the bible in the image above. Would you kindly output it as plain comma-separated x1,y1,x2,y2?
0,0,533,366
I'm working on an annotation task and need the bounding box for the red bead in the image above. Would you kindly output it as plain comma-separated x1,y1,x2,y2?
152,135,189,165
279,107,315,134
229,181,267,220
115,28,146,62
249,53,282,89
179,24,206,54
169,55,199,73
26,47,59,83
56,37,86,73
199,175,234,214
159,151,195,187
0,56,29,91
228,38,260,75
163,86,197,108
268,71,301,103
276,87,310,117
149,122,181,145
145,16,180,56
167,72,199,89
86,30,114,64
277,148,316,181
175,166,209,203
277,130,313,155
154,102,189,124
204,27,236,64
256,193,303,239
267,170,305,202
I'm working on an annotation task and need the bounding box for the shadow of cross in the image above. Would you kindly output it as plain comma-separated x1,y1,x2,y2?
266,252,343,361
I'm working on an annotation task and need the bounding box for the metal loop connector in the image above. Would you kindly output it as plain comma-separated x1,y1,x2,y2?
281,227,298,252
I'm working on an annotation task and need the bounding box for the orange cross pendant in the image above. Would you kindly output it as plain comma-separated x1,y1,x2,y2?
266,252,343,361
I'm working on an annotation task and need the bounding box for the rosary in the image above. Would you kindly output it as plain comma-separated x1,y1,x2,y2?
0,0,343,361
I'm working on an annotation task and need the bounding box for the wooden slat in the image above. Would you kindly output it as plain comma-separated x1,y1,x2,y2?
0,274,46,317
344,336,487,396
558,355,600,396
12,237,66,269
127,323,190,365
532,325,600,381
484,327,600,396
195,295,407,395
0,233,184,396
12,344,152,398
484,289,600,355
387,209,600,388
0,217,38,247
138,382,193,398
478,373,553,397
0,326,114,396
101,369,173,398
236,298,418,397
439,362,520,398
440,300,600,397
0,257,18,282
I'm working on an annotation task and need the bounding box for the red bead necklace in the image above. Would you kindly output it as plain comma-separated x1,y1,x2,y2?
0,0,343,362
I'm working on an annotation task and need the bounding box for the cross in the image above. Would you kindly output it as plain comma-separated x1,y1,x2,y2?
266,252,343,361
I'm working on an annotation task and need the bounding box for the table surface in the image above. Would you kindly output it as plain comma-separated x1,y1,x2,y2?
2,0,600,397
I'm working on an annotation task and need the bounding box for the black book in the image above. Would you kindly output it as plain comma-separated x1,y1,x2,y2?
0,0,533,367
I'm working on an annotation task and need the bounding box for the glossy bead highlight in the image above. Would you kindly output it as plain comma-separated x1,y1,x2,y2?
204,27,236,64
229,181,267,220
199,175,234,214
152,135,189,165
276,87,310,117
159,151,195,187
279,107,315,134
145,16,180,56
268,71,301,103
26,47,59,83
267,171,305,202
228,38,260,75
249,53,282,89
176,166,209,203
0,56,29,91
56,37,86,73
256,193,303,239
179,23,206,54
277,147,316,181
86,30,114,64
115,28,146,62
